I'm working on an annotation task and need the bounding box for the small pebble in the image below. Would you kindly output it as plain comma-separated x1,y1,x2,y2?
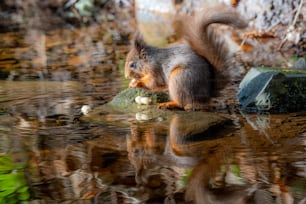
81,105,92,115
135,96,142,104
135,96,152,105
140,97,152,105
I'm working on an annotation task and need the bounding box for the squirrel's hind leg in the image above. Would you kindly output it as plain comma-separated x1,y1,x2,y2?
167,65,212,110
157,66,188,110
157,66,186,110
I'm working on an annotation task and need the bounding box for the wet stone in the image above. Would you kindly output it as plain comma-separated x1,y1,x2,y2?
238,67,306,112
109,88,169,111
83,88,232,140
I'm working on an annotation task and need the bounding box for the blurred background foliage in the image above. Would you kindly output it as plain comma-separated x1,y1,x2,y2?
0,154,30,203
0,0,133,31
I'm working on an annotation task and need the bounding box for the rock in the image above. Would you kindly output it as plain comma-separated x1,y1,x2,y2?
238,67,306,112
292,58,306,70
82,88,170,126
82,88,232,144
108,88,169,112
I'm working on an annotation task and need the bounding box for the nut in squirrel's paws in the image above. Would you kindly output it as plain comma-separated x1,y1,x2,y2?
128,78,138,88
129,78,145,89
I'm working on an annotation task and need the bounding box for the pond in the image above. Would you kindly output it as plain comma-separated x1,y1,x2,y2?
0,10,306,204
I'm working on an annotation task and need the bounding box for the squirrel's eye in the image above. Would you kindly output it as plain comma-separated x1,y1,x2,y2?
129,61,135,69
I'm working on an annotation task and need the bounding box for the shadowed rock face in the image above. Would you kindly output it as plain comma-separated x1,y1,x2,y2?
238,67,306,112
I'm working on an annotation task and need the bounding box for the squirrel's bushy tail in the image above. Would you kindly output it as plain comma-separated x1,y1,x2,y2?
184,5,247,90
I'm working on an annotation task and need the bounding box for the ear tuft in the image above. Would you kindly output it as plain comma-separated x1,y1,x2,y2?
134,32,146,53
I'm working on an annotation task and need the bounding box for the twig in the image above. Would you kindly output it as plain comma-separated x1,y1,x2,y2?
291,0,304,28
278,0,304,50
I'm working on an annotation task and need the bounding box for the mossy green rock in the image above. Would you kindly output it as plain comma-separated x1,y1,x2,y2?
109,88,169,112
82,88,171,126
82,88,232,140
238,67,306,112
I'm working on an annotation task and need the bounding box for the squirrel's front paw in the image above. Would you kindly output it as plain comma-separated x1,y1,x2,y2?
129,79,147,89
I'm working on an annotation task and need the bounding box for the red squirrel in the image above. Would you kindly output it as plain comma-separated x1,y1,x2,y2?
125,5,248,110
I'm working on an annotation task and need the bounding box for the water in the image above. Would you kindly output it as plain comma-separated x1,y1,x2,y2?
0,19,306,204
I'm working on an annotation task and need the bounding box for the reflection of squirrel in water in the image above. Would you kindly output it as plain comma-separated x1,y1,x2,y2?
125,5,248,110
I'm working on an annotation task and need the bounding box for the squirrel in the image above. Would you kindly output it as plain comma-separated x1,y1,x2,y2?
125,4,248,110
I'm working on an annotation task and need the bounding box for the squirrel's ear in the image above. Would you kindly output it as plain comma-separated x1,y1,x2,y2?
133,32,146,54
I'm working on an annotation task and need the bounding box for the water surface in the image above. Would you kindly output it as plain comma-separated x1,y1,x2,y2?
0,25,306,204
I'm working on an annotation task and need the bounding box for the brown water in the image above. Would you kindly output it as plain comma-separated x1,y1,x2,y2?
0,26,306,204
